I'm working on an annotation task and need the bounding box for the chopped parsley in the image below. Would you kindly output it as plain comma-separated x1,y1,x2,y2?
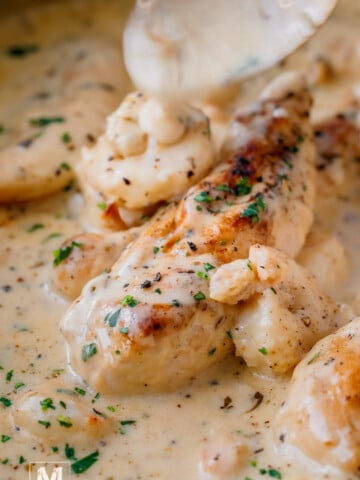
43,232,62,243
5,370,13,382
121,295,139,307
26,223,45,233
204,263,215,272
154,288,162,294
0,396,12,407
119,327,129,335
194,191,213,203
119,419,136,435
56,416,72,428
226,330,233,339
51,446,59,453
14,382,25,390
38,420,51,429
216,184,233,193
208,347,217,356
258,346,268,356
1,435,10,443
153,246,160,254
81,343,97,362
270,287,277,294
74,387,86,396
241,195,266,223
60,162,71,171
6,44,39,57
71,451,99,474
29,116,65,127
104,309,121,328
171,299,181,307
40,397,56,411
268,469,282,479
107,405,116,412
193,291,206,301
196,271,209,280
307,351,320,365
61,133,72,144
19,455,26,464
64,443,76,460
53,241,83,266
97,202,107,211
235,177,252,196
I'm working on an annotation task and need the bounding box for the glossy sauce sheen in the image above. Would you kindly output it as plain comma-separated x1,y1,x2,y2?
0,1,359,479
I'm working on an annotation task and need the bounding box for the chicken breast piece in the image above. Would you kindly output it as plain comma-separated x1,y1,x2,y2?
79,92,215,230
274,317,360,474
211,244,351,374
61,72,316,394
11,379,114,446
0,36,129,202
52,228,142,300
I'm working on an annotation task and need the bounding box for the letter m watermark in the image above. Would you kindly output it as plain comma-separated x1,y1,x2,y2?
29,462,71,480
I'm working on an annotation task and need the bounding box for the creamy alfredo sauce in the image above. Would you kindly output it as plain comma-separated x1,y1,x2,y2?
0,1,359,480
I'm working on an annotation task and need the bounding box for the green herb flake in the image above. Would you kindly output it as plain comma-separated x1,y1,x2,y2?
194,191,213,203
74,387,86,396
71,451,99,474
81,343,97,362
196,271,209,280
119,419,136,435
40,397,55,411
226,330,233,340
6,44,39,57
119,327,129,335
208,347,217,356
14,382,25,390
307,351,320,365
38,420,51,429
43,232,62,243
235,177,252,196
216,184,233,193
270,287,277,294
247,260,253,271
0,125,5,134
61,133,72,144
29,116,65,127
53,241,83,266
19,455,26,464
51,446,59,453
5,370,13,382
121,295,139,308
153,246,160,254
1,458,9,464
64,443,76,460
241,195,266,223
107,406,116,412
193,291,206,301
104,309,121,328
26,223,45,233
258,346,268,356
60,162,71,171
59,400,67,409
56,415,72,428
155,288,162,294
196,205,202,211
97,202,107,211
0,397,12,407
268,469,282,479
1,435,10,443
204,263,215,272
171,299,181,307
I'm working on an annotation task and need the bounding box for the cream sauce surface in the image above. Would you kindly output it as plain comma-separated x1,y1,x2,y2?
0,1,359,480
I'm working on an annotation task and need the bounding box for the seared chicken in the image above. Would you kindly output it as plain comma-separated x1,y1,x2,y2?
0,37,127,202
79,92,215,230
61,72,316,393
274,317,360,474
211,244,351,374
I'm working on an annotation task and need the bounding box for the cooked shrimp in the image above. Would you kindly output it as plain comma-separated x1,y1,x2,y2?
79,91,215,230
60,72,316,394
210,244,351,375
52,228,142,300
274,317,360,474
0,36,129,202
